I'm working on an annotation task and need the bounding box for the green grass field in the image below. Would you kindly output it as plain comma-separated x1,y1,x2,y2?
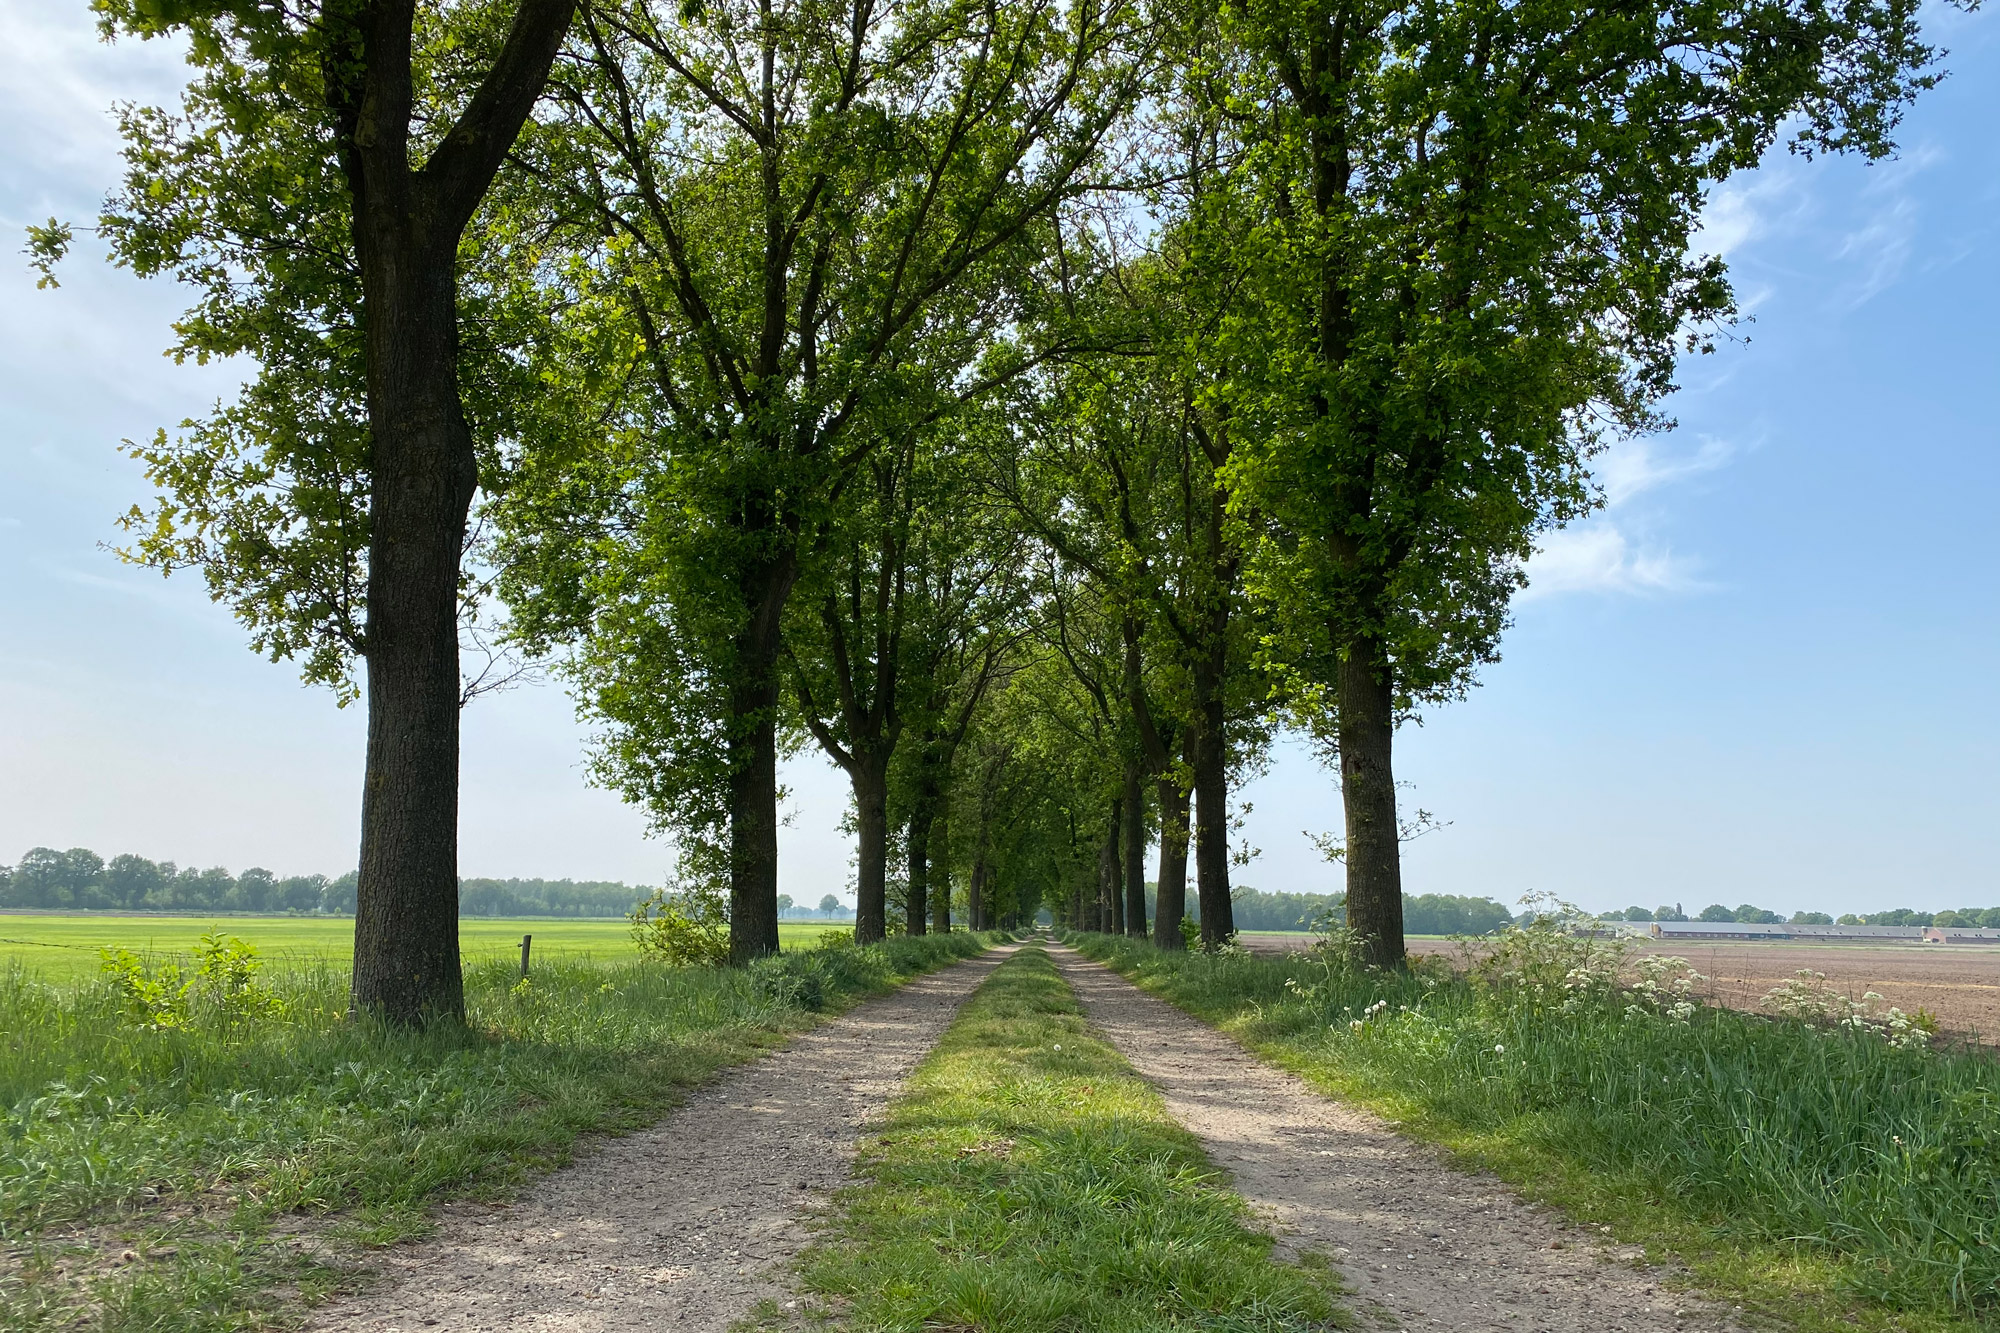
0,915,846,981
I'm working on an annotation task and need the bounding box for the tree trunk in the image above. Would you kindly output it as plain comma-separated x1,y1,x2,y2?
1192,683,1234,947
1152,774,1189,949
1340,631,1406,968
852,760,890,944
727,557,795,965
1095,807,1119,933
969,779,999,929
340,0,578,1025
904,805,932,935
1109,796,1126,934
726,701,782,965
1122,757,1147,938
349,242,474,1026
931,807,952,933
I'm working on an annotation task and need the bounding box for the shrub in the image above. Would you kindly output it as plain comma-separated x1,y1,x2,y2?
1761,969,1936,1050
98,947,192,1031
97,932,283,1032
630,880,731,966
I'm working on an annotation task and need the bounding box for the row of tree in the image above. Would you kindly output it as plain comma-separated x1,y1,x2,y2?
0,848,338,915
40,0,1955,1020
0,848,667,919
1860,909,2000,929
1176,888,1514,936
1603,903,2000,928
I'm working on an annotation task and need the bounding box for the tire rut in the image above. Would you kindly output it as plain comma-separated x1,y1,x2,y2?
310,945,1018,1333
1047,944,1744,1333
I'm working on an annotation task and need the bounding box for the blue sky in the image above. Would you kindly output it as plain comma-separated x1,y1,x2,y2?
1,2,1993,917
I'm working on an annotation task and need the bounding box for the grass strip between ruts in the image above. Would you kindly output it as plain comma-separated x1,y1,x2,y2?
786,945,1345,1332
1068,933,2000,1333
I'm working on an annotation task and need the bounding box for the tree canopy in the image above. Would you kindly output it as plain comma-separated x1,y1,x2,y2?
41,0,1966,991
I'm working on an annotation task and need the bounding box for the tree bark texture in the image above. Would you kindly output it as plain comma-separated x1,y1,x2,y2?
351,248,471,1024
1152,774,1190,949
1187,463,1238,949
1339,632,1406,968
1109,797,1126,934
851,763,890,943
931,808,952,933
1121,757,1147,938
1191,663,1234,946
726,700,782,964
341,0,577,1026
1094,805,1119,933
1127,619,1187,951
904,807,932,935
727,553,796,964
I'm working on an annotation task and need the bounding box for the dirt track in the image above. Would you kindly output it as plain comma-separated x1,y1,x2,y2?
305,939,1770,1331
1050,945,1741,1332
309,947,1016,1333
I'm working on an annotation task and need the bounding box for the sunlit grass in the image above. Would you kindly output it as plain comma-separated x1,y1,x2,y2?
1070,933,2000,1333
0,931,996,1332
791,946,1345,1332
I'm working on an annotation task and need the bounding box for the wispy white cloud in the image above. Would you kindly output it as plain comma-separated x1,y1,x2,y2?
1691,138,1946,318
1829,144,1940,309
1692,162,1815,264
0,2,192,221
1520,525,1705,601
1522,435,1736,600
1598,435,1735,506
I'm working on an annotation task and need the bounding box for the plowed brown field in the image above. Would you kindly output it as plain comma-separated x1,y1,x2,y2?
1241,933,2000,1046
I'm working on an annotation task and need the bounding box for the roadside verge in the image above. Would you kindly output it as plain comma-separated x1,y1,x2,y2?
1066,931,1999,1333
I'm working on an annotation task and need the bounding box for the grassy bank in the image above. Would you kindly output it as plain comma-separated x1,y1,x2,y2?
789,945,1343,1332
0,930,998,1332
0,915,841,981
1069,931,2000,1333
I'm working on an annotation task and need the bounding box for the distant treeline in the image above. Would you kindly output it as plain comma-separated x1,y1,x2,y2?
0,847,655,918
24,846,1980,931
1149,886,1515,936
1602,902,2000,928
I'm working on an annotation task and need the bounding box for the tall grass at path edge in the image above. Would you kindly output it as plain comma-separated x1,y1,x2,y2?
0,929,999,1332
785,944,1345,1333
1069,931,2000,1333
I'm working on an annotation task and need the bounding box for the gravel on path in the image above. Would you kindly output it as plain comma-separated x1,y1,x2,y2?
1047,944,1743,1333
309,946,1017,1333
